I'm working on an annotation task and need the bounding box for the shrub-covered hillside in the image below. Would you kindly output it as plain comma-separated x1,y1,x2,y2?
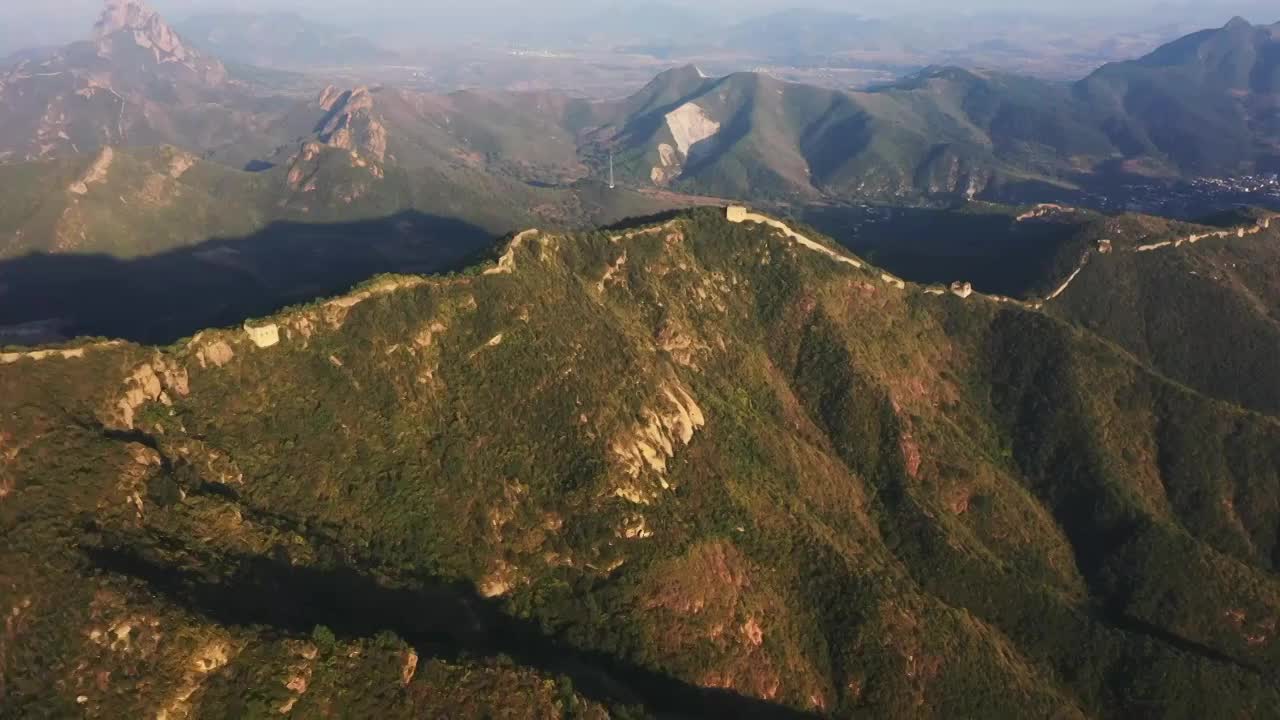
2,209,1278,718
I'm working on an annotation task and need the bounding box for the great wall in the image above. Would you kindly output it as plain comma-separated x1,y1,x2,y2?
0,341,123,365
3,205,1274,373
726,206,867,271
727,206,990,300
1134,215,1273,252
1034,209,1277,304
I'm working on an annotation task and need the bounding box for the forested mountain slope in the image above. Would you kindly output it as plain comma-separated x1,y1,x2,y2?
2,209,1278,718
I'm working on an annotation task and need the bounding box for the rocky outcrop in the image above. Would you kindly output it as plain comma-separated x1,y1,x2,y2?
166,151,196,179
317,85,346,112
115,357,189,429
68,147,115,195
651,103,720,185
243,322,280,349
316,87,388,162
651,143,681,185
611,382,706,503
94,0,226,85
484,229,540,276
155,639,234,720
665,103,720,158
195,339,235,368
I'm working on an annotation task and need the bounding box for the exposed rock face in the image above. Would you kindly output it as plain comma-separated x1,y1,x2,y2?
196,340,235,368
244,322,281,349
167,151,196,179
317,87,388,162
317,85,346,112
651,143,681,185
155,639,234,720
0,0,235,161
94,0,226,84
665,103,720,158
115,358,188,429
68,147,115,195
651,103,720,185
611,381,706,503
96,0,185,54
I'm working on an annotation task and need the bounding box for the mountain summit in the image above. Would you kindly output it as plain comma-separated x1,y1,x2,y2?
92,0,225,84
95,0,165,38
0,0,242,161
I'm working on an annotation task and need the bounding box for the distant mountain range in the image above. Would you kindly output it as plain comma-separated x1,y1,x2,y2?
2,5,1277,205
604,17,1280,199
176,12,399,69
0,0,302,167
723,9,911,60
1077,17,1280,174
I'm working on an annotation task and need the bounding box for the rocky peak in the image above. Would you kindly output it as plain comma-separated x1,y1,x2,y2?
92,0,228,86
94,0,192,62
96,0,155,35
1222,16,1253,32
315,86,388,162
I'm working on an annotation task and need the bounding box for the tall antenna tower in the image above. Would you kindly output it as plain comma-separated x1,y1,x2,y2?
608,152,615,190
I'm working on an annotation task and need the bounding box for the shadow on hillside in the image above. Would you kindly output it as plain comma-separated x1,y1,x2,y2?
602,208,689,231
0,212,497,346
797,204,1083,297
86,527,818,719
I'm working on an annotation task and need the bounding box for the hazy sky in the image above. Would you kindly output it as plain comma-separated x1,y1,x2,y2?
2,0,1274,52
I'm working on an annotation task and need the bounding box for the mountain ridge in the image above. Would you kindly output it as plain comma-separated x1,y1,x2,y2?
596,17,1280,200
3,7,1279,204
3,207,1280,717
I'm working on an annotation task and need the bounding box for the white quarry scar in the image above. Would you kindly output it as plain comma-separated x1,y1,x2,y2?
664,103,720,157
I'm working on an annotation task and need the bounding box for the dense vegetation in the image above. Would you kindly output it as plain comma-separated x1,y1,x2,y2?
0,145,685,344
1043,210,1280,416
2,209,1277,718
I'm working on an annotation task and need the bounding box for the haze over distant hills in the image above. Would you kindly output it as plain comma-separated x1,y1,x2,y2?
3,5,1279,254
176,12,399,69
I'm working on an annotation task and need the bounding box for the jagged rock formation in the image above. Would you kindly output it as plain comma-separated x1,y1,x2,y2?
314,86,388,163
0,0,258,163
91,0,226,86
